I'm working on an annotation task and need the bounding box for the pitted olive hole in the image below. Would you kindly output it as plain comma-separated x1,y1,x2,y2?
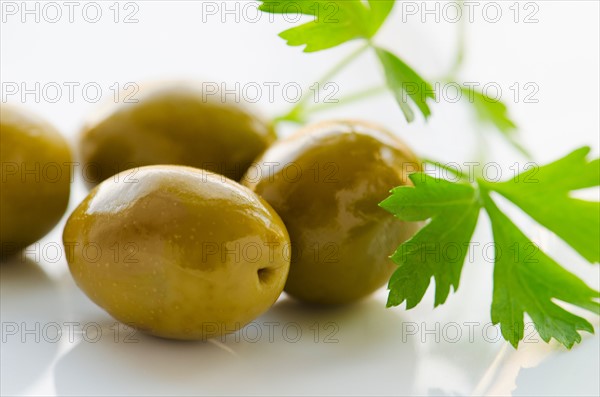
257,268,272,284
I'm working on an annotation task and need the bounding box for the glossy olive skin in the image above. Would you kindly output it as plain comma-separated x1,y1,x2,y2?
1,106,72,259
63,165,290,340
242,120,421,305
79,84,276,186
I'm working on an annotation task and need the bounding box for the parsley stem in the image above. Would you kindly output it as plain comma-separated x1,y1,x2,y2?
498,132,533,159
302,85,388,115
440,0,466,82
312,42,371,95
276,42,371,123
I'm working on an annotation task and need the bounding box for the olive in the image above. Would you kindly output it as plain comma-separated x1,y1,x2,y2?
1,105,72,259
242,120,421,305
78,83,276,186
63,165,290,340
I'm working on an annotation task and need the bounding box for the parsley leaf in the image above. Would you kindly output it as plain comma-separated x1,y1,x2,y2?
488,147,600,263
259,0,394,52
376,47,436,121
461,86,530,157
366,0,395,35
462,86,516,133
381,148,600,348
259,0,328,14
380,174,480,308
260,1,434,122
483,191,599,349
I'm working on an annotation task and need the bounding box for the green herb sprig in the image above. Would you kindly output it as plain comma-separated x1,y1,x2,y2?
259,0,600,349
261,0,519,146
380,148,599,348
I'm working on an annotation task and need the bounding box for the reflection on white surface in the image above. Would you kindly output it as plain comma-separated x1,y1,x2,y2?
513,336,600,397
0,259,63,396
52,298,418,396
2,215,598,396
2,245,598,396
479,332,600,397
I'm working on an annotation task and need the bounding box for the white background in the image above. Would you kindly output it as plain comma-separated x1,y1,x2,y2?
1,1,599,396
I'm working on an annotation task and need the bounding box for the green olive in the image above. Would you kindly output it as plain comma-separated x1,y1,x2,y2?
1,105,72,259
63,165,290,340
242,120,421,305
79,84,276,186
